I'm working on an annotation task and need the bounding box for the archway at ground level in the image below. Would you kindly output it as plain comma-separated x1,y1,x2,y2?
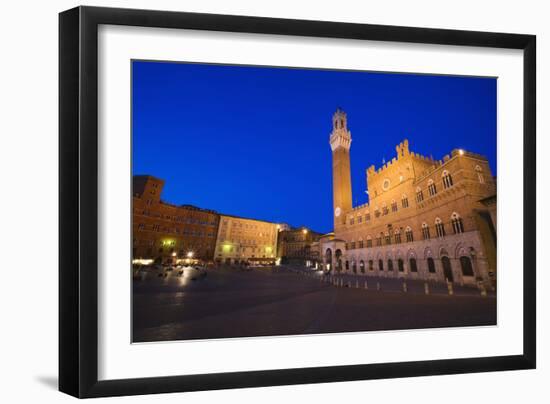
442,256,453,282
335,249,343,271
460,256,474,276
325,248,332,271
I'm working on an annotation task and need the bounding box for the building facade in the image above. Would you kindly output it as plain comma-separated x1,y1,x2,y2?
277,227,323,266
132,175,220,264
323,108,497,286
214,215,280,265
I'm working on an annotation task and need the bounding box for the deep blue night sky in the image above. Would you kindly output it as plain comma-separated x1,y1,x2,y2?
132,61,496,234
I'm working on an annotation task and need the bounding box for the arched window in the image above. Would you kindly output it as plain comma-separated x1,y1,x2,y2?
387,259,394,271
475,165,485,184
409,258,418,272
451,212,465,234
365,211,371,221
398,258,404,272
428,179,437,196
378,259,384,271
442,170,453,189
427,257,436,273
345,260,349,270
368,260,374,271
357,214,363,223
402,194,409,208
376,234,382,246
416,187,424,203
460,256,474,276
382,203,389,216
435,218,446,238
374,207,381,218
366,235,373,248
394,229,402,244
384,232,392,245
422,222,431,240
391,200,398,212
352,260,357,273
350,240,356,249
358,238,364,248
405,226,414,242
359,260,365,273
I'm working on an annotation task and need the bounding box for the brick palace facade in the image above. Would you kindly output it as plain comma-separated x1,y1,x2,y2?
322,108,497,286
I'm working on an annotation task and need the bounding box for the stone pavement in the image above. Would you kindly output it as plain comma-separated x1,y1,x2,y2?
132,265,496,343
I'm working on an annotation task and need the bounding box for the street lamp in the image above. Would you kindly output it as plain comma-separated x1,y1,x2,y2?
187,251,194,259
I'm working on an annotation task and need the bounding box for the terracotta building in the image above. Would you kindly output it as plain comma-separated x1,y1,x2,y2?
322,108,497,286
277,227,323,266
132,175,220,264
214,215,280,265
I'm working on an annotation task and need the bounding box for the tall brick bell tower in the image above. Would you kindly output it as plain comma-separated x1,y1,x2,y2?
329,108,353,230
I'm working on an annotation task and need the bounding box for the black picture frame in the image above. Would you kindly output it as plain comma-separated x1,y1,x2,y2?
59,5,536,398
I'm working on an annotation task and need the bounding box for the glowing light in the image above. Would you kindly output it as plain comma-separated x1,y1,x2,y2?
187,251,194,258
171,252,177,257
223,244,231,252
302,228,308,234
132,258,154,265
458,149,465,155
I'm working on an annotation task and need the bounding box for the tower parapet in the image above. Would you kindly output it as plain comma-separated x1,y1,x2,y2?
329,108,352,152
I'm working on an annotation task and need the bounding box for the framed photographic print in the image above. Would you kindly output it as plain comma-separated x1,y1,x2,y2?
59,6,536,398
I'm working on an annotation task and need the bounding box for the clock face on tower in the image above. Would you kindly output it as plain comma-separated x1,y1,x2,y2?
334,207,341,217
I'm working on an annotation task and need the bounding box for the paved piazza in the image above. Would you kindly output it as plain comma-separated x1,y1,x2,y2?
132,266,496,342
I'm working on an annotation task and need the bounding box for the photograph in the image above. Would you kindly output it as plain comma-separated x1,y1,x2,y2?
131,60,498,343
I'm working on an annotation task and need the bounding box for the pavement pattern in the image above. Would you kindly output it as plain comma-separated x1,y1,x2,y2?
132,266,496,343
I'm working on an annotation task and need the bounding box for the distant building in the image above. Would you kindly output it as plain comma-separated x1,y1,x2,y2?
214,215,280,265
132,175,220,264
323,108,497,286
277,227,323,267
